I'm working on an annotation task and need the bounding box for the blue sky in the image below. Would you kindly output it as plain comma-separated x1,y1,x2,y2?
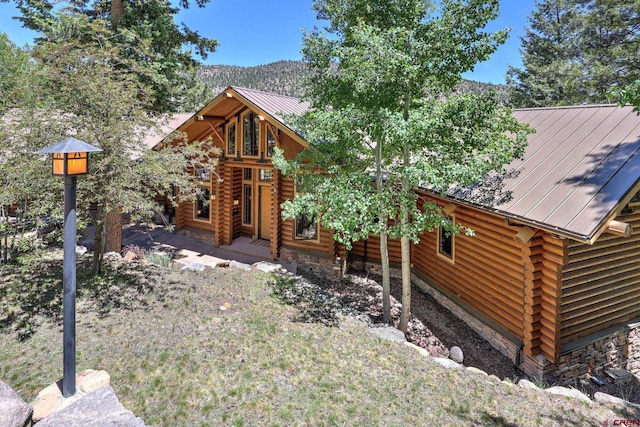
0,0,536,84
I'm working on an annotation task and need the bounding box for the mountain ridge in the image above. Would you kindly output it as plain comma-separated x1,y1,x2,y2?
198,60,508,101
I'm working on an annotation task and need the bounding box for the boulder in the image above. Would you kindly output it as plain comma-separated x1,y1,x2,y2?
76,369,111,394
75,245,88,256
545,386,591,404
180,262,206,272
432,357,463,369
368,326,407,343
0,380,32,427
404,341,430,357
36,386,146,427
103,251,122,259
517,379,541,390
230,260,252,270
123,251,138,262
449,346,464,364
253,261,286,273
594,392,640,409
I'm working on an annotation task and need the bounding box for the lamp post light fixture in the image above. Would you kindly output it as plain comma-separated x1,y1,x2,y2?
39,137,102,397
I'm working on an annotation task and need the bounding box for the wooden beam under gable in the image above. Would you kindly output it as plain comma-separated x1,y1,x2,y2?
208,122,225,146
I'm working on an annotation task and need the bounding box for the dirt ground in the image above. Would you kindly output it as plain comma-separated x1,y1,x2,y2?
312,270,640,404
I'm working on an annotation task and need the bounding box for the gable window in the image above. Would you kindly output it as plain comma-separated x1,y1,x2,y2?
266,127,276,157
437,215,454,262
227,122,236,157
243,112,259,156
195,186,211,220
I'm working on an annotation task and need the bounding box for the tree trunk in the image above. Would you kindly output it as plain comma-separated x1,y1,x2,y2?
399,144,412,333
379,225,391,324
111,0,124,26
399,68,412,333
104,209,122,254
375,140,391,324
92,221,103,275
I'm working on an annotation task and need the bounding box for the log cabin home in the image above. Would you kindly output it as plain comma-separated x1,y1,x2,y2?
155,87,640,383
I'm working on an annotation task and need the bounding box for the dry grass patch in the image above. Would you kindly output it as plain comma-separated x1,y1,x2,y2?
0,251,634,426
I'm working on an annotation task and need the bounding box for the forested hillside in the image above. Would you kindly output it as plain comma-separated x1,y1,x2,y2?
198,60,508,101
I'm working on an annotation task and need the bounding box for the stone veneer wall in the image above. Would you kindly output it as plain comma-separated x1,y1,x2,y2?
280,247,345,281
177,228,216,245
550,322,640,385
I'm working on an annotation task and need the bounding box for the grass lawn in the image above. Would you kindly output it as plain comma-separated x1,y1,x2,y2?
0,250,632,426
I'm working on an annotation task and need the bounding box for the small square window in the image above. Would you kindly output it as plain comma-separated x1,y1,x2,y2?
259,169,272,181
244,168,253,181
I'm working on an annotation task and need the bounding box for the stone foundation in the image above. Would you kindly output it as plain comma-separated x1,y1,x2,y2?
177,227,216,245
280,247,345,281
550,322,640,385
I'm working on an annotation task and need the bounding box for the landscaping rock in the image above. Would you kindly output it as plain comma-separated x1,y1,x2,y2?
368,325,406,343
432,357,463,369
103,251,122,259
404,341,430,357
0,380,32,427
230,260,252,270
124,251,138,262
180,262,206,272
594,392,640,409
517,379,541,390
254,261,286,273
466,367,489,376
545,386,591,404
76,369,111,393
75,245,88,256
449,346,464,364
36,386,147,427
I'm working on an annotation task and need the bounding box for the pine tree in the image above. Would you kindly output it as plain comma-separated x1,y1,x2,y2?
507,0,639,107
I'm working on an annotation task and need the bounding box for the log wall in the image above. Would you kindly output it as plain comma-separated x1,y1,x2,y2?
410,205,526,341
280,176,334,258
561,210,640,346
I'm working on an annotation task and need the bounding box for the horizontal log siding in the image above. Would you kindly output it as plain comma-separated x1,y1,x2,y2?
177,201,215,233
411,206,526,340
350,235,403,265
280,176,334,257
561,211,640,345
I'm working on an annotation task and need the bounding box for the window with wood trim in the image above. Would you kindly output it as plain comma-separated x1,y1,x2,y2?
195,166,210,183
227,122,236,157
194,186,211,221
437,215,454,262
266,126,276,157
243,184,252,224
295,211,318,240
242,112,259,157
293,182,319,241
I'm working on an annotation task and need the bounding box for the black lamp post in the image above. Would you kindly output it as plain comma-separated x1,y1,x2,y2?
39,137,102,397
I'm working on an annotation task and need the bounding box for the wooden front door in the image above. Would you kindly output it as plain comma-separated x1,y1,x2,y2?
258,185,271,240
